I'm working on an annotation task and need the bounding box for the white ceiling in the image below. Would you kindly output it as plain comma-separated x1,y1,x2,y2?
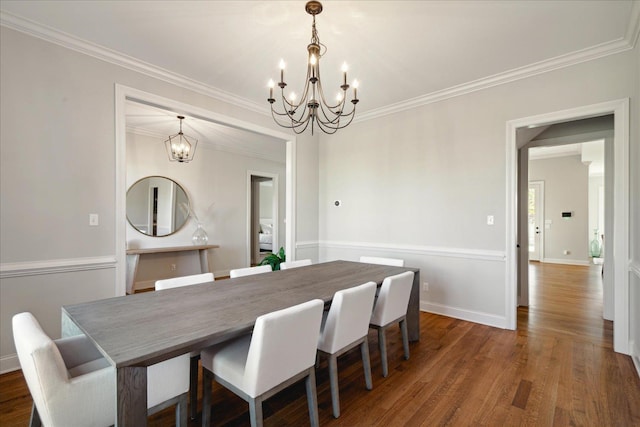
1,1,637,151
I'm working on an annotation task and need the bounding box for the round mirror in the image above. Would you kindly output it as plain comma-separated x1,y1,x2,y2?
126,176,190,236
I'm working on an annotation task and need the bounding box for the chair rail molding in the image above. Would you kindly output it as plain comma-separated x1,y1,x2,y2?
319,240,505,262
0,256,117,279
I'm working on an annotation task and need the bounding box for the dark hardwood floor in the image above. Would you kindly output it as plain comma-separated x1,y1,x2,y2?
1,262,638,426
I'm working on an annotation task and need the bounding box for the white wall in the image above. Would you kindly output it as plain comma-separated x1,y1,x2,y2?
0,27,316,372
529,155,589,264
318,44,638,329
126,131,286,285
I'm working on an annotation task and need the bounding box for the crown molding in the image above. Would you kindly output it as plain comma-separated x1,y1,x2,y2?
355,36,636,123
0,10,268,117
2,7,638,124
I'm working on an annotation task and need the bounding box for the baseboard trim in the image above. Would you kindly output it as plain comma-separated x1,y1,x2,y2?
0,256,117,279
542,258,591,267
320,240,505,262
0,354,20,374
420,301,507,329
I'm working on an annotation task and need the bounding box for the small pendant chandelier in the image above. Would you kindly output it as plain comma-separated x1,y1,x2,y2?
164,115,197,163
267,1,359,135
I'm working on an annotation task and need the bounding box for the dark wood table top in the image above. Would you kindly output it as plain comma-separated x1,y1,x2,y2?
62,260,419,368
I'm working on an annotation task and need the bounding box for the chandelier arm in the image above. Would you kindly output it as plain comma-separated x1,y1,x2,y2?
315,70,347,112
270,108,311,132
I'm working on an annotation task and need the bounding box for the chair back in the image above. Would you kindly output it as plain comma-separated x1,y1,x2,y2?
318,282,377,354
230,264,272,278
370,271,414,326
13,312,65,427
359,256,405,267
13,312,116,427
280,259,312,270
155,272,214,290
243,299,323,397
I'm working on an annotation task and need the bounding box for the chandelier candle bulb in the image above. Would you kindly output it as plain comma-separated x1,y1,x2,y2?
279,59,285,84
342,62,348,86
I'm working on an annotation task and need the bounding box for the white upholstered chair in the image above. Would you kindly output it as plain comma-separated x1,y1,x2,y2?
229,264,272,278
317,282,377,418
280,259,312,270
369,271,415,377
155,272,214,290
155,272,214,419
359,256,405,267
201,299,324,427
13,312,190,427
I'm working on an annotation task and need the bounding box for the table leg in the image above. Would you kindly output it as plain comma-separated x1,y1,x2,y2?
407,271,420,341
198,249,210,274
126,254,140,294
117,366,147,426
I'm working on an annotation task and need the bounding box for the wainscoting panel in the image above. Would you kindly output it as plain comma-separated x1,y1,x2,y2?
317,240,508,329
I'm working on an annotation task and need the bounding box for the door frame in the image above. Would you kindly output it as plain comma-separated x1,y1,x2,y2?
528,180,545,263
246,171,279,266
115,84,297,295
506,98,629,354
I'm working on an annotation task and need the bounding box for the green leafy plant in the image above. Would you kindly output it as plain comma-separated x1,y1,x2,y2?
259,246,286,271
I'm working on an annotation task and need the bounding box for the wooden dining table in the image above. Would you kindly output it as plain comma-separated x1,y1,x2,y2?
61,260,420,426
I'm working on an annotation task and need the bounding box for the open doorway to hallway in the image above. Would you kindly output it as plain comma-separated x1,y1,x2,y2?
507,99,630,355
518,117,611,321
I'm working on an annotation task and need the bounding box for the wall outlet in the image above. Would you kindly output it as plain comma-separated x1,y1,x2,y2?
422,281,429,292
170,264,177,271
89,213,99,226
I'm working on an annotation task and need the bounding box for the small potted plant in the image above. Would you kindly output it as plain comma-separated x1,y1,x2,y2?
259,247,286,271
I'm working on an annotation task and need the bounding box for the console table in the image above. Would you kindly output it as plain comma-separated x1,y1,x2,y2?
125,245,219,294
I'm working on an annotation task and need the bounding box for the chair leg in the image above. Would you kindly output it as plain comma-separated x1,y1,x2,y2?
29,403,42,427
305,367,320,427
190,355,199,420
400,319,410,360
248,396,264,427
360,338,373,390
176,393,188,427
328,354,341,418
378,328,389,377
201,369,213,427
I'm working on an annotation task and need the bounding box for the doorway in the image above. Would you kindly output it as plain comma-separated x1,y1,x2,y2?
528,181,544,262
506,99,630,355
248,173,278,266
115,85,296,296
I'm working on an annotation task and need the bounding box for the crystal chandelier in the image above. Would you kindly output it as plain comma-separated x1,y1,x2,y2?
164,115,197,163
267,1,359,134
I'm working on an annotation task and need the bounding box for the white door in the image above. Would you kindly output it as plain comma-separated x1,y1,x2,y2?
528,181,544,261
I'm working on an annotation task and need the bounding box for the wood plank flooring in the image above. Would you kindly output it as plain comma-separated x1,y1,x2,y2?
1,262,638,426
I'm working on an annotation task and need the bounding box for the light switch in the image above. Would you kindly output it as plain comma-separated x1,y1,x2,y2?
89,214,99,226
487,215,494,225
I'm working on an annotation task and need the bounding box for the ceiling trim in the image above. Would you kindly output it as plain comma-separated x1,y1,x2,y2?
0,10,267,116
2,4,639,123
356,38,635,123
